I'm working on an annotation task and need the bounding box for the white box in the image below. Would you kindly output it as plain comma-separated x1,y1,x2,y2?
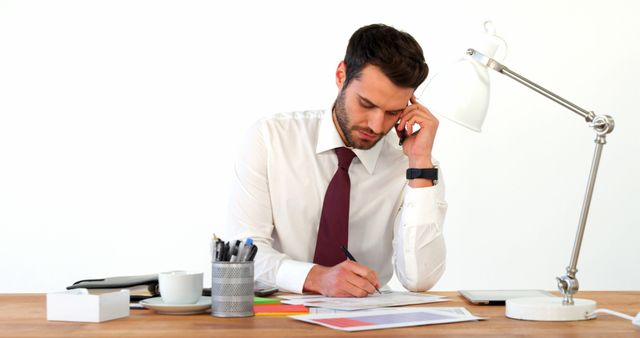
46,288,130,322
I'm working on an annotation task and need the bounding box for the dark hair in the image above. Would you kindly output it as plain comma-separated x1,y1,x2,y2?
343,24,428,89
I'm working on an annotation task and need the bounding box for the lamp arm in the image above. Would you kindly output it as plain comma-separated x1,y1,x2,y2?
469,48,598,122
467,48,615,305
555,142,605,305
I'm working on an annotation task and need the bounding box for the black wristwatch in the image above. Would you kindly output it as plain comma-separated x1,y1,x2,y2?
406,167,438,184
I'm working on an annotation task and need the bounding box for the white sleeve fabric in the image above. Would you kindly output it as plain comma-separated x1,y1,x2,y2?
224,120,314,293
275,260,315,294
393,168,448,291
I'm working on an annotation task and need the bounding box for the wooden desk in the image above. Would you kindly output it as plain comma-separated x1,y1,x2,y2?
1,292,638,337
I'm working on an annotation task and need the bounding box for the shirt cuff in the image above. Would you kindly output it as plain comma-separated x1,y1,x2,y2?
402,185,441,229
275,259,316,293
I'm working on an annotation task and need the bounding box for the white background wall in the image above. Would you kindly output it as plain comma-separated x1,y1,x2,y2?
1,0,638,293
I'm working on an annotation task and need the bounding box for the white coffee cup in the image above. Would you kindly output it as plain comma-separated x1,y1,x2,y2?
159,271,203,304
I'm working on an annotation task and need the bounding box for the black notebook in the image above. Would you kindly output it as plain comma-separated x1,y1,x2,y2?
67,274,159,300
68,274,279,300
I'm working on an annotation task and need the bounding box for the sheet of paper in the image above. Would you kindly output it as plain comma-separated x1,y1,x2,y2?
280,291,448,311
427,307,475,316
278,294,326,300
308,306,471,315
291,307,485,332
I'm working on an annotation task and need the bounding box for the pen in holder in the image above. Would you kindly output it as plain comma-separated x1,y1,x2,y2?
211,261,254,317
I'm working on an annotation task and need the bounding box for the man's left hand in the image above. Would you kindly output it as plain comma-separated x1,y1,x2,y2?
396,95,439,187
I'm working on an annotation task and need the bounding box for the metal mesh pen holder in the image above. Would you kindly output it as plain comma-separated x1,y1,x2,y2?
211,261,254,317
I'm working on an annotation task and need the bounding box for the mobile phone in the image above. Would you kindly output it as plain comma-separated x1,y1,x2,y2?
254,280,279,297
254,286,278,297
396,120,407,146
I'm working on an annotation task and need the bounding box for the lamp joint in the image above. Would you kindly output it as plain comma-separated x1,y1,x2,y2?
589,114,615,136
557,274,579,305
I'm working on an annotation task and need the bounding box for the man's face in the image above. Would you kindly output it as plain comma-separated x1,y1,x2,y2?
334,64,414,150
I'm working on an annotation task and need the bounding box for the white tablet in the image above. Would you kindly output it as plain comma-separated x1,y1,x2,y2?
459,289,553,305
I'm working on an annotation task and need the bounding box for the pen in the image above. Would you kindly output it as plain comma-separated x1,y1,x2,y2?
238,238,254,262
221,242,230,261
340,245,382,294
211,234,217,261
247,245,258,261
229,240,242,262
215,239,223,261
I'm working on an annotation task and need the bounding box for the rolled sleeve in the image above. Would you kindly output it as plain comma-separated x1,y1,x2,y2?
394,171,448,291
402,186,443,235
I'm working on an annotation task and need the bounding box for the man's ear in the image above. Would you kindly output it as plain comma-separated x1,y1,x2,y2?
335,61,346,90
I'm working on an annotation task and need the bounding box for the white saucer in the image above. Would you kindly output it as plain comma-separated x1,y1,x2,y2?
140,297,211,315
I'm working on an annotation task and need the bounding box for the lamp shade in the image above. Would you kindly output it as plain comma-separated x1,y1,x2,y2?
420,56,490,132
419,22,505,132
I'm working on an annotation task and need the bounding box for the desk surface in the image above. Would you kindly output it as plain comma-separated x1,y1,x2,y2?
1,292,638,337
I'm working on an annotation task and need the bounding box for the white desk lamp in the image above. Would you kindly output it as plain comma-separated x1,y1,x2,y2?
421,22,615,321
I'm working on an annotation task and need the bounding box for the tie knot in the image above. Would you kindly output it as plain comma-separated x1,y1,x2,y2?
335,147,356,170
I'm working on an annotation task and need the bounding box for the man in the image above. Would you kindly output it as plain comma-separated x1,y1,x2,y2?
226,24,447,297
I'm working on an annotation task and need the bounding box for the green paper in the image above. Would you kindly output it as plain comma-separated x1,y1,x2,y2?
253,296,280,305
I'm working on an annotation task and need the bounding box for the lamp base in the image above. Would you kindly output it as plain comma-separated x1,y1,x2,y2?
506,297,596,321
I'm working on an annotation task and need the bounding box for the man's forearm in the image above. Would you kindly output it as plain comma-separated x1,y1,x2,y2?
393,173,448,291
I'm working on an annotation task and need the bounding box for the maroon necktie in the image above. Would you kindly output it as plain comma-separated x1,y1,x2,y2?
313,147,357,266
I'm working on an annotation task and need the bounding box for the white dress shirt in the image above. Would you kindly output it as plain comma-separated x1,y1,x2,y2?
225,109,447,293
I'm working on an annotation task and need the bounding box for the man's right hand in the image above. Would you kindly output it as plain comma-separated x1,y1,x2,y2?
302,260,381,297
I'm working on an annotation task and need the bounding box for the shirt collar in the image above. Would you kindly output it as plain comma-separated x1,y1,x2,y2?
315,108,384,175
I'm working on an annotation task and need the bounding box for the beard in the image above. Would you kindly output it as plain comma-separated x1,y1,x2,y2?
333,88,385,150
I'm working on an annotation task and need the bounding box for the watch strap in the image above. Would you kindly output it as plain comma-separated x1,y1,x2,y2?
406,168,438,180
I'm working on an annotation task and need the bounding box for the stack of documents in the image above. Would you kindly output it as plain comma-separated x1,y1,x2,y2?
279,291,448,311
291,307,485,332
280,292,485,331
